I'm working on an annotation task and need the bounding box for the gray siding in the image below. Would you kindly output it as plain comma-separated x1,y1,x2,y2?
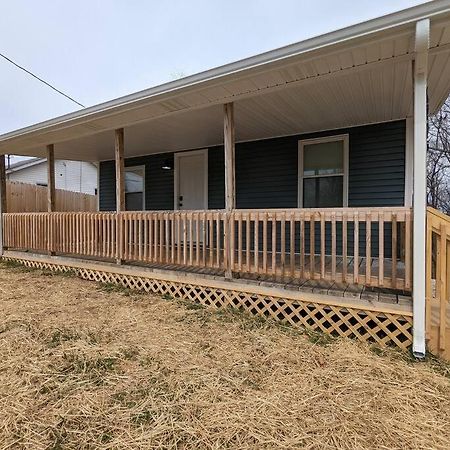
99,120,406,211
99,154,174,211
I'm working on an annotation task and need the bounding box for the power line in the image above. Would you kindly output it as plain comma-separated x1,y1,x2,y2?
0,52,85,108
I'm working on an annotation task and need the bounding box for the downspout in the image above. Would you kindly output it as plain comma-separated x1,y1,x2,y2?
412,18,429,358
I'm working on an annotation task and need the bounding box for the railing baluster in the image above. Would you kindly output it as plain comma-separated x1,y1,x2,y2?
189,212,193,266
238,213,242,272
290,212,295,279
353,211,359,285
331,212,336,281
271,214,276,276
280,212,286,278
246,214,251,273
320,213,325,279
263,212,268,274
378,212,384,286
310,213,315,280
391,213,397,288
405,209,412,290
366,213,371,286
216,213,221,268
300,213,305,279
255,212,260,274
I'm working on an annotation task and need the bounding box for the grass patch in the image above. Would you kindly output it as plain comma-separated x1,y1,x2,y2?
0,264,448,449
97,282,140,297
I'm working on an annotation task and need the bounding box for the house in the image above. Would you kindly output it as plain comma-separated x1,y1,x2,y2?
0,1,449,360
6,157,97,195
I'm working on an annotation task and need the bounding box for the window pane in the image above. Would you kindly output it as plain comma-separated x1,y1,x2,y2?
303,140,344,176
303,176,343,208
125,167,144,193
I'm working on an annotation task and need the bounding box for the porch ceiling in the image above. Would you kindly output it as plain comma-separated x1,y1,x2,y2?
2,1,450,162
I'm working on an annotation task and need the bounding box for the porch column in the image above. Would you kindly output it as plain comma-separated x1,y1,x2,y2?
224,103,236,278
46,144,56,255
46,144,56,212
115,128,125,212
412,19,429,358
115,128,125,264
0,154,6,255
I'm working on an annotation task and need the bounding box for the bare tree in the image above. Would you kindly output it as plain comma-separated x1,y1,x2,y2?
427,97,450,213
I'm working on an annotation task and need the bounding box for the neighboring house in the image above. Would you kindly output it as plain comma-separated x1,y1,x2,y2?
6,157,97,195
0,2,450,360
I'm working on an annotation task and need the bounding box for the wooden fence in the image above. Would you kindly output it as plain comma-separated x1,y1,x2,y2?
5,181,97,212
2,207,412,290
426,207,450,358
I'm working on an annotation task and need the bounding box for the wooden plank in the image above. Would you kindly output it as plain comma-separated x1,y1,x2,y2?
300,215,305,279
366,213,371,286
404,209,412,290
6,181,96,212
271,215,276,275
263,212,268,274
0,155,6,254
223,103,236,211
280,212,286,277
246,214,251,273
439,223,447,351
115,128,125,213
224,103,235,278
254,211,259,274
320,213,325,279
353,211,359,284
238,212,242,272
46,144,56,213
424,219,434,336
290,212,295,278
379,212,384,286
392,213,398,287
310,214,315,279
342,213,348,283
0,155,6,215
331,212,336,281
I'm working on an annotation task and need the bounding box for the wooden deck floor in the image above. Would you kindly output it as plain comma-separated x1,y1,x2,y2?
9,248,410,307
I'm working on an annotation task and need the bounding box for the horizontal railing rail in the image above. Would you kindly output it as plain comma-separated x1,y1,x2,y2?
2,207,412,291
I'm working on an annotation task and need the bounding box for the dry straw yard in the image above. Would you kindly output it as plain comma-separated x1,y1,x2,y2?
0,261,449,450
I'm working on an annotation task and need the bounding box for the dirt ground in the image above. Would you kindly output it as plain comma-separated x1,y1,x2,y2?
0,262,449,450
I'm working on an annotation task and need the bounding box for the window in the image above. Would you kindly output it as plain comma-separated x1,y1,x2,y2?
125,166,145,211
299,135,348,208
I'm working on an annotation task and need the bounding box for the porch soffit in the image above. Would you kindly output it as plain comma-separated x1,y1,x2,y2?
1,4,450,161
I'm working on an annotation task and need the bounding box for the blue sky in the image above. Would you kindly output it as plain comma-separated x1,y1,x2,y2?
0,0,427,136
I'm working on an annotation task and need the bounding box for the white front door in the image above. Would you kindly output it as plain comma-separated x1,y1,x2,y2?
175,149,208,210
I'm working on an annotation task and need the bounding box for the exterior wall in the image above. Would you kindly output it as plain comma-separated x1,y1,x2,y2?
99,120,406,211
7,160,98,195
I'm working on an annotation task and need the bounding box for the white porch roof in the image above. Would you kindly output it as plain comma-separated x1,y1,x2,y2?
2,1,450,162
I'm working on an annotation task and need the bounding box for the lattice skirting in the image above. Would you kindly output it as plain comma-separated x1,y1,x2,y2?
2,256,413,351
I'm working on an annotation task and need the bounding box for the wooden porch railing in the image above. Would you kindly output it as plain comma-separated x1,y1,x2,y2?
426,207,450,356
2,207,412,290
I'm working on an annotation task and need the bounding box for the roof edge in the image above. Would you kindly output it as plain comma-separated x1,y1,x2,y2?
1,0,450,144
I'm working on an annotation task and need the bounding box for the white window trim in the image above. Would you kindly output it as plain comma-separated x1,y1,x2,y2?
125,164,146,211
298,134,349,208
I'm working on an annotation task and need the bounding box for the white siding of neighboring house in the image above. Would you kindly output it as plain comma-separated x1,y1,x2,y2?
7,160,98,195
